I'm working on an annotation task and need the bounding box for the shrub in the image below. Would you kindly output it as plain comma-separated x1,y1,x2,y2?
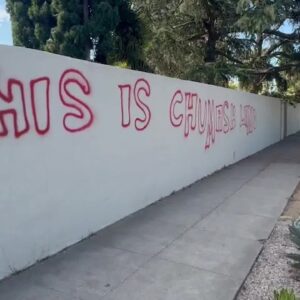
274,289,298,300
288,218,300,269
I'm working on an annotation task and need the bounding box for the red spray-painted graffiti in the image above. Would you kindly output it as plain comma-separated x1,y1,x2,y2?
59,69,94,133
0,71,256,143
240,104,256,134
0,68,93,138
169,89,256,149
119,78,151,131
30,77,50,135
0,79,30,138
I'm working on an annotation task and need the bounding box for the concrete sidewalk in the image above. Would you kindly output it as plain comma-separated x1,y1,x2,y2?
1,134,300,300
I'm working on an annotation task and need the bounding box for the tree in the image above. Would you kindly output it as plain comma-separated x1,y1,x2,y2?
236,0,300,99
133,0,240,85
133,0,300,99
6,0,147,69
6,0,38,48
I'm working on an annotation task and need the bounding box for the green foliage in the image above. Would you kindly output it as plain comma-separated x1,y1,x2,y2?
288,218,300,269
274,289,298,300
6,0,148,70
133,0,241,85
6,0,300,95
235,0,300,100
236,1,277,32
6,0,39,48
132,0,300,98
44,0,88,59
228,79,239,90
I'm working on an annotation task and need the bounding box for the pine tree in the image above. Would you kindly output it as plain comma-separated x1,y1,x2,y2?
133,0,300,97
6,0,39,48
6,0,147,69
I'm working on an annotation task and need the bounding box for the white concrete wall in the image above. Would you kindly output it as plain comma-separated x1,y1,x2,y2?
287,104,300,136
0,45,284,280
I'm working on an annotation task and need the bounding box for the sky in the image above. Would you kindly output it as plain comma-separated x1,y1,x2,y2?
0,0,295,47
0,0,12,45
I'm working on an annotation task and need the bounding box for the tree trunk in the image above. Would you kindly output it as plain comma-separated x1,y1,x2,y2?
203,19,217,64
